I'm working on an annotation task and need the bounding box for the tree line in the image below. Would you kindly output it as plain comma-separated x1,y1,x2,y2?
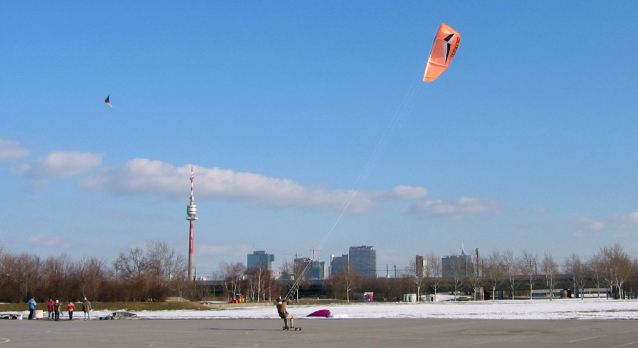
0,241,196,303
402,243,636,301
217,243,638,303
1,242,635,303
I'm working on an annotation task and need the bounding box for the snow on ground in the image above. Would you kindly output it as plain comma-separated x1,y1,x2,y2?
5,299,638,320
104,299,638,320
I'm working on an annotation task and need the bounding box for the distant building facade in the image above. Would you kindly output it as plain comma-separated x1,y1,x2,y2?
247,250,275,271
415,255,427,277
306,260,326,280
349,245,377,277
330,254,349,276
442,248,479,279
294,257,326,280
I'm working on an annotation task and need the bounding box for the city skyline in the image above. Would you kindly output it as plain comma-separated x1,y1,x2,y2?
1,2,637,277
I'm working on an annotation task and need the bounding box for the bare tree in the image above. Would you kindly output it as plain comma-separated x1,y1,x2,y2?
144,240,187,299
597,244,636,299
426,252,442,299
73,256,107,301
405,258,426,301
447,257,464,301
291,259,312,302
520,250,539,299
329,257,360,303
112,244,173,301
482,251,505,300
467,264,483,301
245,263,271,302
7,253,42,302
219,262,245,301
114,247,149,281
541,252,559,300
502,250,520,299
341,262,361,303
279,259,300,301
323,273,340,300
588,252,605,298
42,254,73,300
564,253,588,300
145,240,186,283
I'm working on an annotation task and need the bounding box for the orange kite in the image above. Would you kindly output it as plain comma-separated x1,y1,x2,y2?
423,24,461,82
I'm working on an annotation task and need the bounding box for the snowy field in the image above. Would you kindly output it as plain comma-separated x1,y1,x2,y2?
101,299,638,320
5,299,638,321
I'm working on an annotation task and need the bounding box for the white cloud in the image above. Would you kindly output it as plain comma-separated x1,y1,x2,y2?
79,158,386,213
572,213,638,236
402,197,501,219
571,217,605,230
16,151,103,179
20,234,62,247
0,138,30,161
377,185,428,201
198,244,233,255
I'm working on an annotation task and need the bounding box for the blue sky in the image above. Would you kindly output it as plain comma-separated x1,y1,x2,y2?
1,1,637,277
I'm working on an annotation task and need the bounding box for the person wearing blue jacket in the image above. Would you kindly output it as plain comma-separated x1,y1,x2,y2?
27,297,37,320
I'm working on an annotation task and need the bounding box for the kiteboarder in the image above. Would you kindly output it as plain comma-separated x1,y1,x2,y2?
276,297,297,330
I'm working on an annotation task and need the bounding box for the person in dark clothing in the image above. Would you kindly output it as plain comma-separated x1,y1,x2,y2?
54,300,60,321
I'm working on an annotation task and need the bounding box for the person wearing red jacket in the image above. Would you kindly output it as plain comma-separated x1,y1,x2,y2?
66,301,75,320
47,299,55,320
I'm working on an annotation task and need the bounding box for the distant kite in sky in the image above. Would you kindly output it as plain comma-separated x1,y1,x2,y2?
105,95,112,107
423,23,461,82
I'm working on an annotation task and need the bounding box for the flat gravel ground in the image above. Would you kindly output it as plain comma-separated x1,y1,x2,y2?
1,318,637,348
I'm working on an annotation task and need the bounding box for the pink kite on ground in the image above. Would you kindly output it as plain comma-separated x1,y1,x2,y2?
307,309,332,317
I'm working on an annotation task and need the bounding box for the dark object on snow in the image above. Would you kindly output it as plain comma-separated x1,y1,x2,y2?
0,314,20,320
112,311,137,318
99,311,137,320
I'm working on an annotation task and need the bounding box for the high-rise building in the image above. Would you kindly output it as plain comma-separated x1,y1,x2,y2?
306,260,326,280
294,257,326,280
247,250,275,271
349,245,377,277
330,254,349,276
442,247,478,278
415,255,427,277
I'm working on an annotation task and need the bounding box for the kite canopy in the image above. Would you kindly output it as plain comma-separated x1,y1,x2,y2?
105,95,112,107
307,309,332,317
423,23,461,82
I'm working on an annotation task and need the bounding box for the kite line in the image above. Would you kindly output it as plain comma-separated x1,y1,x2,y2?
285,66,426,299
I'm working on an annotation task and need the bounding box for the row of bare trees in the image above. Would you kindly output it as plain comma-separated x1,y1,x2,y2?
3,242,635,304
216,259,309,303
0,241,195,303
402,244,636,301
188,243,638,304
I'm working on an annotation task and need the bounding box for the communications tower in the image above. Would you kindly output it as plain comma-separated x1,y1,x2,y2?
186,166,198,281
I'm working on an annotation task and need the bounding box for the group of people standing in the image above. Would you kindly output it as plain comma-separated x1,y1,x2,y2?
27,297,92,321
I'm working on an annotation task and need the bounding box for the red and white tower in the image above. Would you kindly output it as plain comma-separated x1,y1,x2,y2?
186,166,198,281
